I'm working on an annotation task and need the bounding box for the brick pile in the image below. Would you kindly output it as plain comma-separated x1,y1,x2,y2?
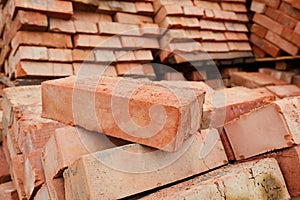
154,0,253,64
250,0,300,58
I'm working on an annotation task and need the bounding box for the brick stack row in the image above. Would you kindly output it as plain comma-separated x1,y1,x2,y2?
250,0,300,58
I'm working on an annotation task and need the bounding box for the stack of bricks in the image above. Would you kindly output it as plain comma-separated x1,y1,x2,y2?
154,0,253,65
0,0,160,83
250,0,300,58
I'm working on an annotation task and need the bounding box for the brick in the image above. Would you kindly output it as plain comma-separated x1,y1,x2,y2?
98,1,137,14
250,34,280,57
49,18,76,34
72,11,112,23
10,155,26,199
160,29,188,43
11,31,73,53
194,0,221,10
114,51,135,62
228,42,252,51
202,86,275,129
120,36,159,49
279,2,300,21
46,178,65,200
265,31,299,56
163,72,184,81
251,24,267,38
250,1,266,13
293,75,300,87
133,50,153,62
48,49,72,62
64,129,227,199
292,0,300,10
0,146,10,184
201,42,229,52
253,13,284,35
139,23,161,37
73,34,122,49
34,184,50,200
154,4,183,24
199,20,226,31
42,126,125,181
224,32,248,41
224,103,293,160
274,146,300,197
256,0,280,8
98,22,140,36
231,72,288,88
11,0,73,19
213,10,238,21
13,46,48,62
93,50,115,62
295,22,300,35
0,181,18,200
153,0,193,12
252,45,267,58
224,22,248,32
281,28,300,47
235,13,249,22
41,76,205,152
74,20,98,34
266,7,298,29
221,2,247,12
160,16,200,28
271,70,296,83
114,13,153,25
140,158,290,200
182,5,204,17
0,45,11,67
266,85,300,99
115,63,155,77
185,71,207,81
73,63,117,77
72,49,95,62
135,2,154,15
15,61,73,78
199,31,226,41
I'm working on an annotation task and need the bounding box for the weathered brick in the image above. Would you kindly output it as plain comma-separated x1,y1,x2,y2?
114,50,135,62
134,50,153,61
265,31,299,56
114,12,153,25
13,46,48,62
293,75,300,87
154,4,183,24
213,10,238,21
73,34,122,49
253,13,284,35
153,0,193,12
194,0,221,9
140,158,290,200
63,129,227,199
250,34,280,57
199,31,226,41
10,155,26,199
34,184,50,200
252,45,267,58
251,23,267,38
292,0,300,10
204,9,214,18
98,22,140,36
221,2,247,12
139,23,161,37
49,18,76,34
295,22,300,35
231,72,288,88
279,2,300,21
120,36,159,49
115,63,155,77
201,42,229,52
42,76,205,152
255,0,280,8
48,48,73,62
46,178,65,200
74,20,98,34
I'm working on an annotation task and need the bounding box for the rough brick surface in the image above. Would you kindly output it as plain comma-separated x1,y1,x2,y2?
42,76,205,152
266,85,300,98
64,130,227,199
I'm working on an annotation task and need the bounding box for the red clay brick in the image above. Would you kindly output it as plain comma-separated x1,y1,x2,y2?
292,0,300,10
154,4,183,23
265,31,299,56
134,50,153,62
266,7,298,29
194,0,221,10
203,9,214,18
295,22,300,35
13,46,48,61
251,24,267,38
163,72,185,81
213,10,238,21
182,5,204,17
266,85,300,98
221,2,247,12
252,45,267,58
250,34,281,57
253,13,284,35
224,22,248,32
114,50,136,62
160,16,200,28
281,27,300,47
250,1,266,13
224,32,248,41
35,184,50,200
74,21,98,34
201,42,229,52
10,155,26,199
63,130,227,199
255,0,280,8
116,63,155,77
98,22,140,36
0,146,10,184
72,11,112,23
46,178,65,200
199,20,226,31
153,0,193,12
228,42,252,51
72,49,95,62
135,2,154,14
49,18,76,34
120,36,159,49
114,12,153,25
98,1,137,14
139,23,161,37
93,50,115,62
48,49,73,62
279,2,300,21
11,31,73,53
73,34,122,49
41,76,205,152
73,63,117,77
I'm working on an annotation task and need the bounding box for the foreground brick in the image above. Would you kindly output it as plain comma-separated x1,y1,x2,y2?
231,72,288,88
266,84,300,98
140,158,290,199
42,76,205,152
64,129,227,199
0,181,18,200
224,103,293,160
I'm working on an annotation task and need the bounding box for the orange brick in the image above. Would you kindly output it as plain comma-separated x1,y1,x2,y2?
139,23,161,37
224,32,248,41
114,50,135,62
265,31,299,56
72,49,95,62
115,63,155,77
72,11,112,23
250,23,267,38
160,16,200,28
201,42,229,52
13,46,48,61
182,5,204,17
11,31,73,53
194,0,221,9
46,178,65,200
266,7,298,29
73,63,117,77
41,76,205,152
98,1,137,14
74,21,98,34
0,146,10,184
255,0,280,8
73,34,122,49
114,12,153,25
279,2,300,21
120,36,159,49
213,10,238,21
292,0,300,10
250,34,280,57
295,22,300,35
221,2,247,12
253,13,284,35
49,18,76,34
98,22,140,36
199,20,226,31
135,2,154,14
265,85,300,98
224,22,248,32
153,0,193,12
228,42,252,51
93,50,115,62
252,45,267,58
48,49,73,62
134,50,153,62
154,4,183,24
199,31,226,41
250,1,266,13
281,27,300,47
10,155,26,199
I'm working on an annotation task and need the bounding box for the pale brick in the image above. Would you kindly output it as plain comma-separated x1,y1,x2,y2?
0,181,18,200
120,36,159,49
98,22,140,36
114,13,153,25
93,50,115,63
72,49,95,62
48,49,72,62
74,20,98,34
266,85,300,98
49,18,76,34
73,34,122,49
73,63,117,77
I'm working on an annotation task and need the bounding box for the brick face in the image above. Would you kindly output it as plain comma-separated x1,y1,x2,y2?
265,7,298,29
253,13,284,35
250,24,267,38
250,34,280,57
73,34,122,49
